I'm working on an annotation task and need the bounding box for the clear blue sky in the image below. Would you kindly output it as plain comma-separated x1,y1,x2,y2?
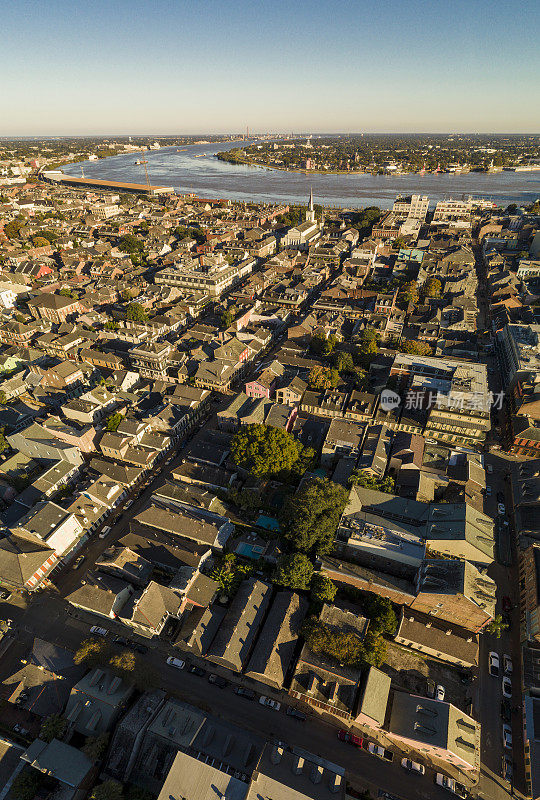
2,0,539,134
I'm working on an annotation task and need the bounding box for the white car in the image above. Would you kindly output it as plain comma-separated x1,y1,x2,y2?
498,503,506,515
166,656,185,670
401,757,425,775
487,464,494,473
435,774,467,798
502,677,512,699
489,651,500,677
90,626,108,637
502,724,512,749
436,684,446,702
504,654,513,674
99,526,111,539
259,695,281,711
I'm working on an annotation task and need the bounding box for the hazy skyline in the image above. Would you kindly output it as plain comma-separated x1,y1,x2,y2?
3,0,539,135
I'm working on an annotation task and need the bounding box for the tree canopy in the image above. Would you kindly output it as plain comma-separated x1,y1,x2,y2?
231,423,309,479
280,478,349,555
423,277,442,298
310,573,337,605
356,327,379,367
40,713,67,743
90,781,124,800
308,366,340,390
125,302,148,322
273,553,313,591
105,412,124,432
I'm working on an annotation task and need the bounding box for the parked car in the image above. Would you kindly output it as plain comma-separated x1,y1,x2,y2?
188,664,206,677
498,503,506,515
485,486,492,496
497,491,505,504
208,674,228,688
286,707,307,721
125,500,133,509
166,656,185,670
0,590,11,600
502,677,512,699
504,654,513,674
501,698,512,723
337,730,363,747
489,651,500,677
435,774,467,797
99,526,111,539
502,723,512,749
426,679,436,698
113,635,129,646
259,696,281,711
73,556,84,569
367,743,393,761
90,626,108,637
132,643,148,654
13,724,29,735
502,754,513,782
502,596,512,612
436,684,446,701
487,464,494,473
234,687,255,700
401,758,425,775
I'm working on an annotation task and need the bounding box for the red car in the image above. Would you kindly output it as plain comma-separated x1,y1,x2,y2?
337,729,363,747
502,596,512,612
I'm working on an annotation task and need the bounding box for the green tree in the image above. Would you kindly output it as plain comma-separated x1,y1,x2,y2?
31,235,51,248
356,328,379,367
362,630,387,667
59,287,75,298
105,412,124,432
0,392,7,406
90,781,124,800
40,713,67,743
333,351,355,373
105,320,120,330
399,280,419,304
302,618,365,666
486,614,508,639
220,309,234,328
231,423,302,478
73,637,110,668
422,277,442,298
308,366,340,390
280,478,349,555
83,732,110,762
310,331,337,357
118,234,144,254
11,771,43,800
211,553,254,596
3,219,25,239
126,789,153,800
125,302,148,322
273,553,314,590
310,573,337,605
399,339,432,356
362,594,397,635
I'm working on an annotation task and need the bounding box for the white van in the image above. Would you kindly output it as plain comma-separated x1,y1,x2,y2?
166,656,185,670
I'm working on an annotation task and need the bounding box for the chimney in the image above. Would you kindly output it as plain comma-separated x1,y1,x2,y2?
311,765,324,784
329,774,343,794
292,755,304,774
271,745,283,765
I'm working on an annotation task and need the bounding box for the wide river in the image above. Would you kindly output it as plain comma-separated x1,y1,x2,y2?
63,140,540,210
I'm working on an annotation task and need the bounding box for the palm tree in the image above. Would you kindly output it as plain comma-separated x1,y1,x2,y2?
486,614,508,639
